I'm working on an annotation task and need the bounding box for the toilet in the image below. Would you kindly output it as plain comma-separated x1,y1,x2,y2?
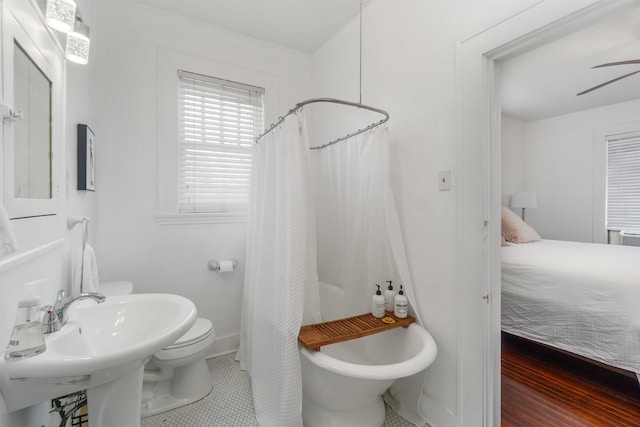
141,317,216,416
97,280,134,297
100,281,216,417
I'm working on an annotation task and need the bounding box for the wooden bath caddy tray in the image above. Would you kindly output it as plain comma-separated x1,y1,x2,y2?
298,313,415,350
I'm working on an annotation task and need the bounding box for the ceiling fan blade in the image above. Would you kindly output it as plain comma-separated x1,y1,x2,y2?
592,59,640,68
577,70,640,96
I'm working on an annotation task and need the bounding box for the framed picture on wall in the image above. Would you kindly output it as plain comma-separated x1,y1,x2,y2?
77,124,95,191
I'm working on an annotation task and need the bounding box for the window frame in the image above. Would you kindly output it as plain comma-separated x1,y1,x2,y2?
156,48,278,224
606,130,640,233
177,70,264,215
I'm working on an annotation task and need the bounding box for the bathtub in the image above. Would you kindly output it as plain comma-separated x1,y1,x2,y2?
299,323,437,427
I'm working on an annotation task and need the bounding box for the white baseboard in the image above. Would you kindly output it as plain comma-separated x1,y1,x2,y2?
207,333,240,359
421,393,456,427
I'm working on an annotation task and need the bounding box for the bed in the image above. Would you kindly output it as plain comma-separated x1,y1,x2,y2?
501,238,640,379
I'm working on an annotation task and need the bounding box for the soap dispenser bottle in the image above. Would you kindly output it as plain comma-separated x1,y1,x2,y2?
5,280,47,360
384,280,396,312
371,284,385,318
394,285,408,319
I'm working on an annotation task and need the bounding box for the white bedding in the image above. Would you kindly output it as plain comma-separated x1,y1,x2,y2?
501,239,640,374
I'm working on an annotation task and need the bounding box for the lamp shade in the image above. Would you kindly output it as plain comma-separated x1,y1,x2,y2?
66,20,90,64
510,192,537,209
45,0,77,33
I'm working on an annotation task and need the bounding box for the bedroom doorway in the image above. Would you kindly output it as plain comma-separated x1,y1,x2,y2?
456,0,639,425
496,3,640,424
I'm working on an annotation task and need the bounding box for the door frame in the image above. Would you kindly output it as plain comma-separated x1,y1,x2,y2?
456,0,639,424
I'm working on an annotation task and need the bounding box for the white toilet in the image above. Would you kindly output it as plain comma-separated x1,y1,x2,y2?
97,280,134,297
100,281,216,417
141,317,216,416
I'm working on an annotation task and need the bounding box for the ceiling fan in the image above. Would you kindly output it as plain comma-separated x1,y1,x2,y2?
576,59,640,96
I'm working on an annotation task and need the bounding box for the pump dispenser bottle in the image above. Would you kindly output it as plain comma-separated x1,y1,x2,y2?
371,284,385,318
394,285,408,319
384,280,396,312
5,280,47,360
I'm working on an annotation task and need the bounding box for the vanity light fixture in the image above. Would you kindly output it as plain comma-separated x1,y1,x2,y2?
45,0,77,33
65,18,90,64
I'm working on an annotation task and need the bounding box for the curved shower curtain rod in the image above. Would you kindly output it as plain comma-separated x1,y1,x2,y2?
254,97,390,150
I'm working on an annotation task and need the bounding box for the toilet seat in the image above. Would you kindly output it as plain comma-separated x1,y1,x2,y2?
154,318,215,361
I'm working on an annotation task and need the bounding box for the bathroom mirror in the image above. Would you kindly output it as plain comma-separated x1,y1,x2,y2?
2,0,63,219
13,41,53,200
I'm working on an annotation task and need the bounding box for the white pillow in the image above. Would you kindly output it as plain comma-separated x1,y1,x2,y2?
501,207,540,243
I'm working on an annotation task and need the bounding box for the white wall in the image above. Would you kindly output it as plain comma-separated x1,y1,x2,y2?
65,0,98,255
501,115,527,207
311,0,542,425
91,0,311,355
504,99,640,243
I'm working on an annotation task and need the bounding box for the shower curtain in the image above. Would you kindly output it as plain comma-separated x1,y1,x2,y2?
311,126,428,426
238,113,320,427
240,111,427,426
312,127,397,314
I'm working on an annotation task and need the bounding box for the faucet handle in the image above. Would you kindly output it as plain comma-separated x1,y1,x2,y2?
41,305,60,334
56,289,65,302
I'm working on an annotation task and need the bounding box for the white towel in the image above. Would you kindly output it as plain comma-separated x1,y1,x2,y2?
72,248,83,295
72,244,100,294
0,202,17,258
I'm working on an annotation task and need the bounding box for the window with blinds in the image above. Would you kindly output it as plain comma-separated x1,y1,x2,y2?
607,131,640,231
178,70,264,214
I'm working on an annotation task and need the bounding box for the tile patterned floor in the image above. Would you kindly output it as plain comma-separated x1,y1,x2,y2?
141,352,419,427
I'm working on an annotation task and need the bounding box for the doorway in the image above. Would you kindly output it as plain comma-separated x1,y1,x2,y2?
456,0,639,425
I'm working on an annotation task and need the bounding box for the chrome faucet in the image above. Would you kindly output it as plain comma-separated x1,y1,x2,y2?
42,290,106,334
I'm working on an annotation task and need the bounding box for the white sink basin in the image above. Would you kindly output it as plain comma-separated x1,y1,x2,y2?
0,293,197,413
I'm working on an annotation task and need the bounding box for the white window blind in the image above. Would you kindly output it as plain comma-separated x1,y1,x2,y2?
178,70,264,214
607,131,640,231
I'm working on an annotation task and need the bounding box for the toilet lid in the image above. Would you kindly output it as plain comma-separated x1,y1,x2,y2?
166,318,214,349
99,280,134,297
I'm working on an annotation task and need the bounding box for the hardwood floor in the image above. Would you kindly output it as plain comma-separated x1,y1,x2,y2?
501,333,640,426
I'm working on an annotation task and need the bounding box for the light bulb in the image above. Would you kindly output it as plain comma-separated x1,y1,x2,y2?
45,0,77,33
66,20,90,64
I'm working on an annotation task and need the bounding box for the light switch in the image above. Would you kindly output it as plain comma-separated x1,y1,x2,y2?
438,170,451,191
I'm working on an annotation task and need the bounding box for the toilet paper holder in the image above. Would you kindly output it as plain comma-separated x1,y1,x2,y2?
207,259,238,272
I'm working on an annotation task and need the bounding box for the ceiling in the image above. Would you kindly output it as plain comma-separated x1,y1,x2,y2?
130,0,638,122
500,5,640,122
130,0,372,54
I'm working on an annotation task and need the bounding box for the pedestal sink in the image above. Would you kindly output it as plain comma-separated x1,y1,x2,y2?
0,293,197,427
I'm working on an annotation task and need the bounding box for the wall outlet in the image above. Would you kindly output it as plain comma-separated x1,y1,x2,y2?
438,170,451,191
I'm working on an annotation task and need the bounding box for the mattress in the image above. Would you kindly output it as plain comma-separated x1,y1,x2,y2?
501,239,640,374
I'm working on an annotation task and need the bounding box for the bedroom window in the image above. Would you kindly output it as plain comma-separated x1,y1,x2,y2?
606,131,640,231
177,70,264,214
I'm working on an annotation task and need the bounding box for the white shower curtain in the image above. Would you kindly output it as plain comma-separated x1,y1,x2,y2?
311,127,429,426
238,112,320,427
240,112,427,426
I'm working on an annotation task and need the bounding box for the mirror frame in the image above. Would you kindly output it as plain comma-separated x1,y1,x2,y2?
2,0,64,219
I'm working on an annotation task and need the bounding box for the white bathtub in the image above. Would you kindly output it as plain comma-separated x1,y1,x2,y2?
299,323,437,427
